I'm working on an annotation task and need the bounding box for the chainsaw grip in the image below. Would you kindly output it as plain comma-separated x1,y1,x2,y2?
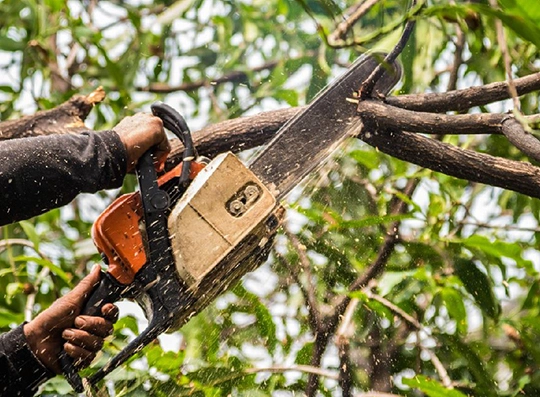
82,271,124,317
60,271,124,392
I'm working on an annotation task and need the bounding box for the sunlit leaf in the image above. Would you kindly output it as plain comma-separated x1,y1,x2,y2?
403,375,468,397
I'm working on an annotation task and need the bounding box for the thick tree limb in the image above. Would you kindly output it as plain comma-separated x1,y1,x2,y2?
386,72,540,112
0,87,106,140
356,100,506,135
358,122,540,199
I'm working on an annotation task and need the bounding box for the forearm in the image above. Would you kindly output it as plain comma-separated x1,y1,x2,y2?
0,325,54,396
0,131,127,226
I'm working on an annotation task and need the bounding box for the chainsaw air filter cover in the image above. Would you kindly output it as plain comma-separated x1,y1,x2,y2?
167,152,283,288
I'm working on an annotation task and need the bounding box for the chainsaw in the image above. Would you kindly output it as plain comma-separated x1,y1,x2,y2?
60,52,402,392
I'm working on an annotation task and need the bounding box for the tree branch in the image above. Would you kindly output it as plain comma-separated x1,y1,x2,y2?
357,122,540,199
356,100,507,135
501,117,540,162
328,0,383,44
0,87,106,140
386,71,540,112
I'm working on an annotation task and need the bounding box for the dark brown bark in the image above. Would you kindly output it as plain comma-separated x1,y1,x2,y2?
357,121,540,199
0,87,106,140
356,100,506,135
386,72,540,112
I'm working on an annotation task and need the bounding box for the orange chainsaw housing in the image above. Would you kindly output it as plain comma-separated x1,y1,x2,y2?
92,162,206,285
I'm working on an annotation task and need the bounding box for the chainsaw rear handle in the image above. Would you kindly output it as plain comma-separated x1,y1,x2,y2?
59,105,185,393
59,271,125,392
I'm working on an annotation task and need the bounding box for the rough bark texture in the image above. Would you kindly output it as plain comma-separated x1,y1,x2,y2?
0,87,106,140
3,76,540,201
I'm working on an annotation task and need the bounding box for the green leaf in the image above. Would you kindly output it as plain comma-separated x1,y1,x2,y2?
521,280,539,310
403,375,468,397
377,270,417,296
440,287,467,334
438,334,497,395
0,309,24,328
115,315,140,335
5,282,23,304
254,301,278,354
499,0,540,24
460,234,530,268
13,256,71,284
425,4,540,48
0,35,24,51
330,214,412,231
454,258,501,320
146,344,184,376
19,221,40,250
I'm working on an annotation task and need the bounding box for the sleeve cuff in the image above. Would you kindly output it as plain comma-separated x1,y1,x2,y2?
2,324,55,392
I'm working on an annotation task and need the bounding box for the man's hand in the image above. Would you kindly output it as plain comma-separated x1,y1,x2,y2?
113,113,171,172
23,266,119,374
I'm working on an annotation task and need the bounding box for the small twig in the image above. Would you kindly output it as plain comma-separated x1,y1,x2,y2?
447,20,465,92
336,298,359,396
359,0,417,98
329,0,383,44
489,0,520,111
24,267,50,322
244,365,339,380
364,289,423,331
363,289,452,388
458,220,540,233
284,230,322,330
136,52,313,94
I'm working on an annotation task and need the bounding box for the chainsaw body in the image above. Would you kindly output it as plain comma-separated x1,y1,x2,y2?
60,103,283,391
87,153,282,386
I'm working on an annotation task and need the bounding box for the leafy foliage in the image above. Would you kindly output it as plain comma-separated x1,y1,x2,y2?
1,0,540,396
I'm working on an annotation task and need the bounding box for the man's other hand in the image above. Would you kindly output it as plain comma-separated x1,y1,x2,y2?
23,266,119,374
113,113,171,172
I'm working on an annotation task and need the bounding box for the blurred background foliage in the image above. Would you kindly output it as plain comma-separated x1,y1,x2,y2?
1,0,540,395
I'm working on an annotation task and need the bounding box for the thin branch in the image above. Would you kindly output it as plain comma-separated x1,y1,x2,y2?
244,365,339,380
457,220,540,233
136,52,314,93
489,0,520,110
328,0,383,44
276,245,321,331
359,0,416,98
363,289,452,388
447,21,465,92
336,298,359,397
25,267,50,322
305,179,417,395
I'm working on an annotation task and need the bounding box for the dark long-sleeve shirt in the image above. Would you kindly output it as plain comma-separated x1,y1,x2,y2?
0,131,127,226
0,130,127,396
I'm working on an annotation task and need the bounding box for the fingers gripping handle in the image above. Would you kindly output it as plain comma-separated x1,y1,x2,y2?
60,272,124,393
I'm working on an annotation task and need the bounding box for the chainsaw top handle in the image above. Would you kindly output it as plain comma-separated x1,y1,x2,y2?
151,102,196,185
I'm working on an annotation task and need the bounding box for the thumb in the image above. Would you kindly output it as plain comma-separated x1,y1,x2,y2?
64,265,102,307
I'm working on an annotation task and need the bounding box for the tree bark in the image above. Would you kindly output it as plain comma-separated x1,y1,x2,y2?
0,87,106,140
3,78,540,200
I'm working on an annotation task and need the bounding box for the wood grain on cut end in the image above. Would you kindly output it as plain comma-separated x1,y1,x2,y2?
0,86,106,140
